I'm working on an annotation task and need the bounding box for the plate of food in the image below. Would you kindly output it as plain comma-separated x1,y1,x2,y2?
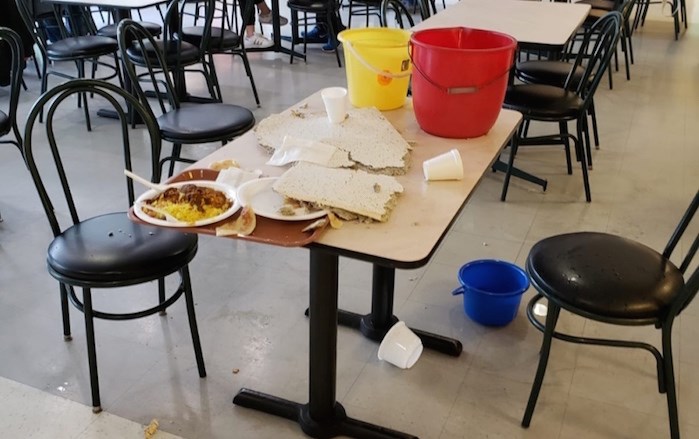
134,181,240,227
236,177,326,221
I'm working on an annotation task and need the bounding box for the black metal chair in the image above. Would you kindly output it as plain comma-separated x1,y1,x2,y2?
118,19,255,178
0,27,23,156
522,189,699,439
288,0,343,68
124,0,221,103
14,0,121,131
347,0,382,27
500,11,622,203
22,79,206,413
379,0,430,28
180,0,261,105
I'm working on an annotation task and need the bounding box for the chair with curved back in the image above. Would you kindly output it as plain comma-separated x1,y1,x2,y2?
287,0,343,68
14,0,121,131
521,189,699,439
118,19,255,178
500,11,623,203
0,27,24,223
22,79,207,413
124,0,221,103
379,0,430,28
180,0,261,106
0,27,23,156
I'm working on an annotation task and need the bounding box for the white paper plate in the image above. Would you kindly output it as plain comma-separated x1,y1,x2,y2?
236,177,326,221
134,181,240,227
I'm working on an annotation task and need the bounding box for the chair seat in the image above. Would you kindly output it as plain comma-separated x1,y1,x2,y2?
47,212,198,285
46,36,118,60
157,103,255,142
516,61,586,88
527,232,685,321
126,40,201,67
288,0,331,11
503,84,583,120
97,21,162,39
0,110,9,135
181,26,241,51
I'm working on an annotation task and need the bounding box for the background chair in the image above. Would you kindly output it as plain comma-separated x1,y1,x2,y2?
14,0,121,131
0,27,23,156
287,0,343,67
0,27,24,224
521,189,699,439
500,11,622,203
180,0,261,105
379,0,430,28
22,79,207,413
118,19,255,177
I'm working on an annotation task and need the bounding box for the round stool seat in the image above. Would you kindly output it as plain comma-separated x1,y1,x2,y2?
97,21,162,39
527,232,685,321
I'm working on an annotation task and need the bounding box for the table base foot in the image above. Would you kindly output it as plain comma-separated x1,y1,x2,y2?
305,308,462,357
233,388,417,439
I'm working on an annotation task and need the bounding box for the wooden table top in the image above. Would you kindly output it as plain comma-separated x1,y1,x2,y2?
190,93,522,267
412,0,591,48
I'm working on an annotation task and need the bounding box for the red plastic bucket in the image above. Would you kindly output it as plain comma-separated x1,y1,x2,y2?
410,27,517,139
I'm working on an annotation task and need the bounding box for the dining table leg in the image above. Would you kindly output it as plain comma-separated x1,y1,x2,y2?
233,249,417,439
334,265,463,357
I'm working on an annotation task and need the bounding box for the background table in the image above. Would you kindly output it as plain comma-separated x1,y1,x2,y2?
412,0,591,53
189,94,522,438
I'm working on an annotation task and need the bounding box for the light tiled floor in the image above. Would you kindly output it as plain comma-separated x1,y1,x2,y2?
1,3,698,439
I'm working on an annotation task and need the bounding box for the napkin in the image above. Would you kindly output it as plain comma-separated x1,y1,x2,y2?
215,167,262,190
266,135,338,167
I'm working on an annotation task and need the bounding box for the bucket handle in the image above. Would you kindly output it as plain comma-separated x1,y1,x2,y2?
452,286,465,296
343,39,412,79
408,41,513,94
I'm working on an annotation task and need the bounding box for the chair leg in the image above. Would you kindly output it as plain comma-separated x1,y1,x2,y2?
76,61,92,132
290,10,298,64
181,267,207,378
501,131,519,202
572,130,591,202
522,301,561,428
560,121,572,174
158,278,167,316
662,324,680,439
167,144,183,177
60,283,72,341
237,51,261,106
82,288,102,413
589,99,600,149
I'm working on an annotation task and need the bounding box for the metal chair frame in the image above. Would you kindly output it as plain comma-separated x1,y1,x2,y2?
522,189,699,439
22,79,207,413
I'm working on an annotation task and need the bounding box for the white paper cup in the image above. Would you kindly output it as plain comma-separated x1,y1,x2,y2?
422,149,464,181
321,87,348,124
377,321,423,369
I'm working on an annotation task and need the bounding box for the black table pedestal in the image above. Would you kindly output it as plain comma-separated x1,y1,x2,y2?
233,250,417,439
336,265,463,357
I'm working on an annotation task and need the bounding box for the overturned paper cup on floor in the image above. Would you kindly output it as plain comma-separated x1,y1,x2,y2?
321,87,348,124
423,148,463,181
378,321,423,369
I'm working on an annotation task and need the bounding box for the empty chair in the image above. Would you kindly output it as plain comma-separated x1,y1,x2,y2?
118,19,255,177
500,12,622,202
380,0,430,28
14,0,121,131
521,189,699,439
22,79,207,413
288,0,343,67
180,0,261,105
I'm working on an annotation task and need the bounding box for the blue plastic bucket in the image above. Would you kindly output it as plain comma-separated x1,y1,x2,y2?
452,259,529,326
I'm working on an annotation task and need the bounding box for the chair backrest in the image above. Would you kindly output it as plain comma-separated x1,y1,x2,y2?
663,189,699,314
14,0,51,63
564,11,622,108
118,19,181,116
22,79,162,238
380,0,430,28
0,27,23,143
164,0,216,56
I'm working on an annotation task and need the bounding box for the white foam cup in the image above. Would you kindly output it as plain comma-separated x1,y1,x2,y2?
422,148,464,181
377,321,423,369
321,87,348,124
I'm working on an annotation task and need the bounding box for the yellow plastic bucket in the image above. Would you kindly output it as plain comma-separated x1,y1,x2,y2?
338,28,412,111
